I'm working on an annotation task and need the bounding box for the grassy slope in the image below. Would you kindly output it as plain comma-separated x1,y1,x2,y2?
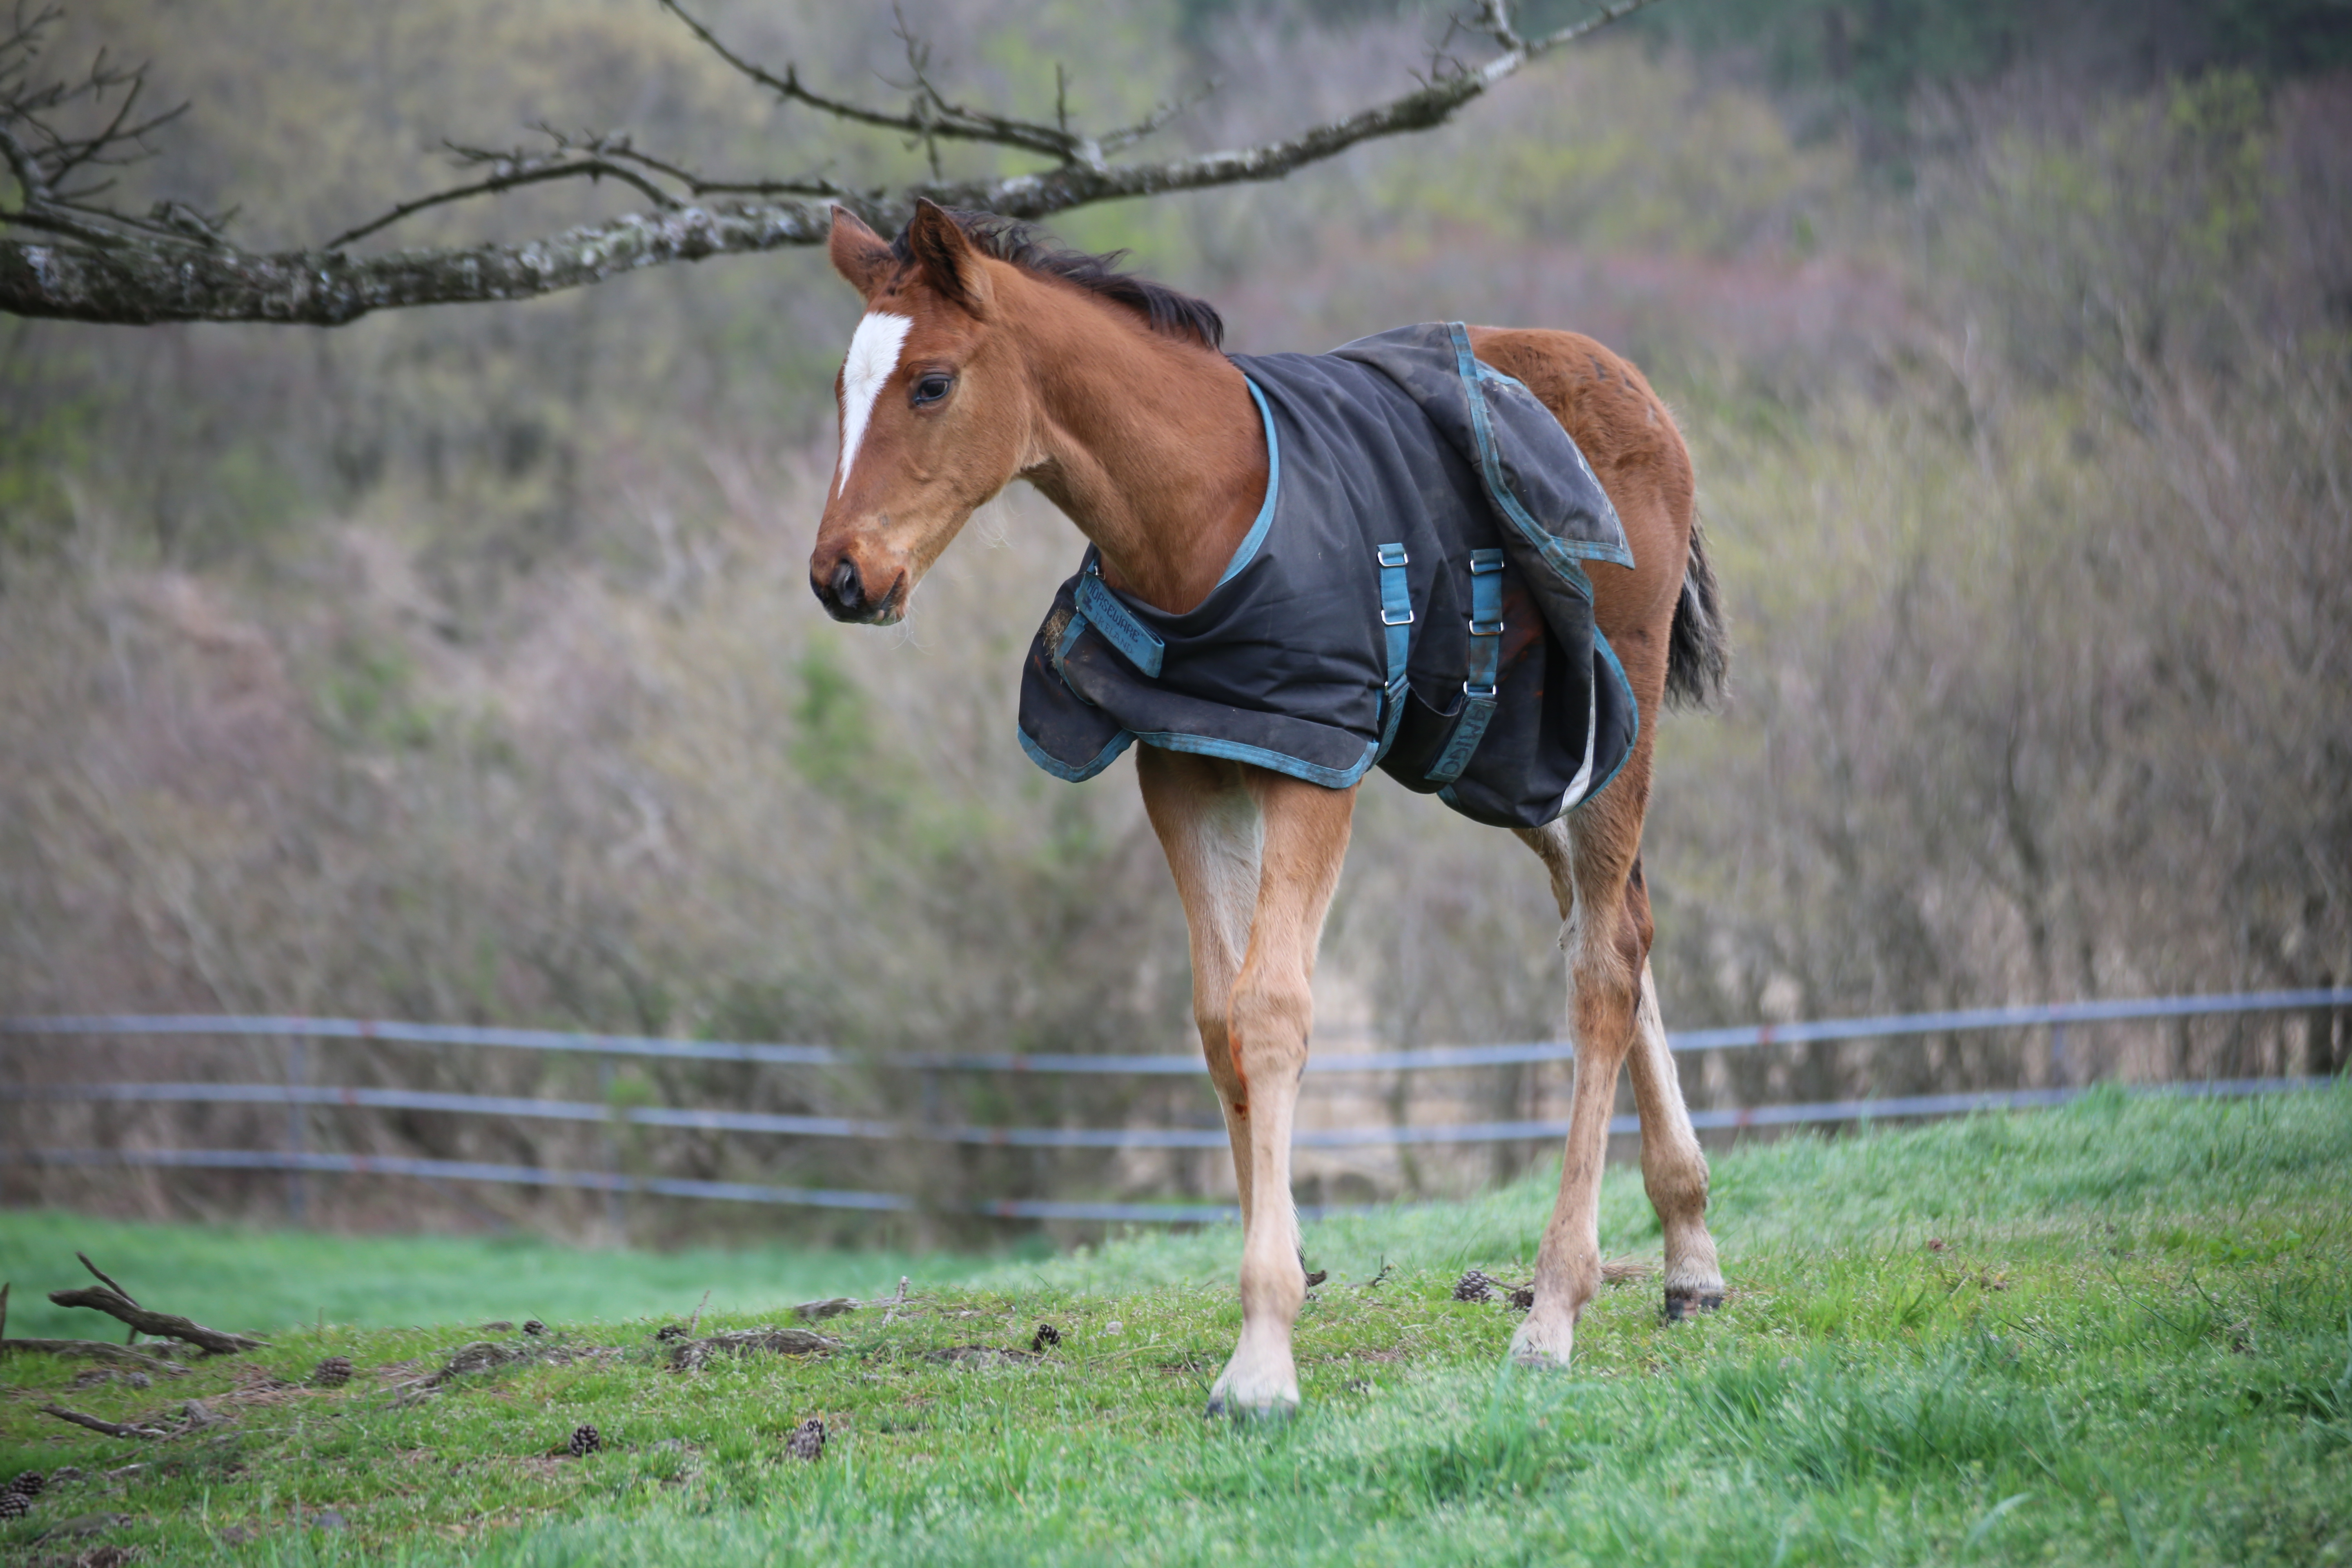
0,1085,2346,1566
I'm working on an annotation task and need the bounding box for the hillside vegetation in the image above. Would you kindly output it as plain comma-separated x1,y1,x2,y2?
3,0,2348,1235
1,1089,2347,1564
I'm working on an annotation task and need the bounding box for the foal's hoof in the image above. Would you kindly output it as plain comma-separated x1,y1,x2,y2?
1204,1394,1298,1424
1205,1362,1300,1423
1507,1313,1577,1369
1662,1289,1725,1323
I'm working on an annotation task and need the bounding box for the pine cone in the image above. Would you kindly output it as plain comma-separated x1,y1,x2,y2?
1029,1323,1062,1354
6,1471,42,1498
568,1423,601,1457
521,1320,548,1337
0,1491,27,1519
655,1323,686,1342
785,1418,825,1462
1452,1269,1498,1303
311,1355,354,1388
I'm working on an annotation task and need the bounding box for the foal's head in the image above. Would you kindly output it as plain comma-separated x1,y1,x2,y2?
810,200,1223,624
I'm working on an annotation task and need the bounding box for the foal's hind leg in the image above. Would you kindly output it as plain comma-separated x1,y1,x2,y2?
1625,944,1724,1318
1504,794,1648,1362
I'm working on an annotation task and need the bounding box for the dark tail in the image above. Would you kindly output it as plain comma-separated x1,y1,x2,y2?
1663,510,1728,710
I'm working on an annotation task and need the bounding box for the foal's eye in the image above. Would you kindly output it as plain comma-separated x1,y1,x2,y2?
912,374,953,406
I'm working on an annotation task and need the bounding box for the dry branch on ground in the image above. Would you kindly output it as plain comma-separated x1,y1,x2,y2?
44,1288,265,1356
0,1340,187,1374
668,1327,838,1371
36,1403,168,1441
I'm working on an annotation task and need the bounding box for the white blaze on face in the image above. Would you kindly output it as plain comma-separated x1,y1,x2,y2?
836,311,913,497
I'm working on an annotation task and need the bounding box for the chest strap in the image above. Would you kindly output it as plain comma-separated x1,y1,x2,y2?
1076,564,1165,678
1375,542,1412,760
1424,548,1505,784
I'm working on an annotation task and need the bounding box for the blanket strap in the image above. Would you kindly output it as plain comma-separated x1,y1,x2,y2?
1375,542,1412,761
1424,548,1505,784
1076,565,1165,679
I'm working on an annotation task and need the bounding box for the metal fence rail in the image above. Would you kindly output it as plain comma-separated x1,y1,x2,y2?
11,987,2347,1074
4,990,2344,1221
12,1076,2336,1226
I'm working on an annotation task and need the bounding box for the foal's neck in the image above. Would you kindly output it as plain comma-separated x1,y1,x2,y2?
1010,276,1265,615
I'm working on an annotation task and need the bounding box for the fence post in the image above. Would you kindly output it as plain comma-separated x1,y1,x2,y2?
286,1036,307,1224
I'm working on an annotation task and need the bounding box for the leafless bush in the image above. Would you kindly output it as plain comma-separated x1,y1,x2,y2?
3,9,2344,1229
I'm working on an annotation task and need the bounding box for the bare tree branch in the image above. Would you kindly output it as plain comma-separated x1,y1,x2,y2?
323,126,853,251
0,0,1666,326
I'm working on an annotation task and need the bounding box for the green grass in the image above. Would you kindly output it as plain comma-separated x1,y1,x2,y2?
2,1084,2348,1565
0,1214,958,1343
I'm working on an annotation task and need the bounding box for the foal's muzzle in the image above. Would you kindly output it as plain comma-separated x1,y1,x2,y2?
809,555,905,624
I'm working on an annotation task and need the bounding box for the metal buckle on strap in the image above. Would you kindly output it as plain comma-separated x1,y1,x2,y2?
1383,606,1414,626
1464,682,1498,700
1468,550,1504,574
1378,543,1409,567
1468,619,1504,637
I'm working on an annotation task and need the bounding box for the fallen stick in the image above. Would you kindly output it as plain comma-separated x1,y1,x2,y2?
75,1253,141,1305
76,1253,146,1345
0,1339,188,1374
47,1287,267,1355
39,1403,169,1440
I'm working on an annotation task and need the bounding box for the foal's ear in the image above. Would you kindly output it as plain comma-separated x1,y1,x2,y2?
828,205,894,298
905,198,993,318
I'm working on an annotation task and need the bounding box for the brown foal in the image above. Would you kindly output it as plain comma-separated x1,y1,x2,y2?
811,201,1724,1415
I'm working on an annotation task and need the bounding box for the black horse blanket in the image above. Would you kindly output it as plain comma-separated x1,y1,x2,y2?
1015,322,1638,830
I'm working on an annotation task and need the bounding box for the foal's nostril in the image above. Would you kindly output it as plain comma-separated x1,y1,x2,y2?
829,559,863,611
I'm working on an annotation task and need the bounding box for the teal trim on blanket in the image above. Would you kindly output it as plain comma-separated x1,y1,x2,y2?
1450,324,1635,572
1133,730,1379,790
1577,628,1639,808
1017,723,1135,783
1215,378,1283,588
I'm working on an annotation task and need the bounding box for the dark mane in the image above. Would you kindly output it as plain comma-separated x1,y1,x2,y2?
891,209,1225,351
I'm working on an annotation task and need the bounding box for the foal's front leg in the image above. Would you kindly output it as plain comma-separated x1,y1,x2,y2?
1143,754,1355,1418
1138,750,1265,1226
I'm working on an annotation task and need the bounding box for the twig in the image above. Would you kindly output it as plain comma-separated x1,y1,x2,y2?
1,1338,187,1374
323,145,677,250
686,1289,711,1337
47,1286,267,1355
78,1253,142,1345
39,1402,167,1440
0,1280,8,1341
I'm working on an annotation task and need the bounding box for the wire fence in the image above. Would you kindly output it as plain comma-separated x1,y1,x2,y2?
4,989,2345,1224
